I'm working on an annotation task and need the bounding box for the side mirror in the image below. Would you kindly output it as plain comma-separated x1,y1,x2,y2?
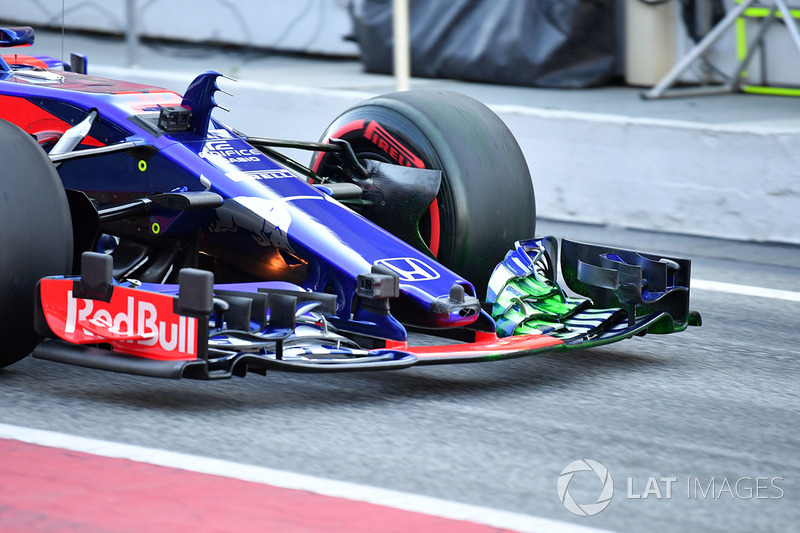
0,27,35,48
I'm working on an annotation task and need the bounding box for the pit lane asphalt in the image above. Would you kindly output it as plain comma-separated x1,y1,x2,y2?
1,222,797,533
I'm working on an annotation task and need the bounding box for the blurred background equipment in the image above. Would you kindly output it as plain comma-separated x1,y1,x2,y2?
644,0,800,98
392,0,410,91
0,0,359,63
733,1,800,94
2,0,799,93
625,0,682,86
350,0,618,88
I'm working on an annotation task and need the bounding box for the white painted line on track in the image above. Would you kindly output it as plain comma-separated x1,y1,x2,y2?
489,104,800,134
91,65,376,99
0,423,615,533
693,279,800,303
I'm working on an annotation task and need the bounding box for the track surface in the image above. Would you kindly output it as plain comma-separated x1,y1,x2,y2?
1,221,798,532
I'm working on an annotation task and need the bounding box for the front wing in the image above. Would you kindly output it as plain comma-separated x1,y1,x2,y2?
32,238,701,379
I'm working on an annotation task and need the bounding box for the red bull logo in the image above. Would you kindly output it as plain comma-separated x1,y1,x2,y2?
40,279,198,361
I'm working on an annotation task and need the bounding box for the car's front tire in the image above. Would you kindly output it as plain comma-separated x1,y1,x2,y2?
311,90,536,298
0,119,73,368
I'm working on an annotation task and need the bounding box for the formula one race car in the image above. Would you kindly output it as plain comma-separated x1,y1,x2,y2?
0,27,700,378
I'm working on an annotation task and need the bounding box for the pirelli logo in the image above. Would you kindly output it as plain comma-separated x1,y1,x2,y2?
364,121,425,169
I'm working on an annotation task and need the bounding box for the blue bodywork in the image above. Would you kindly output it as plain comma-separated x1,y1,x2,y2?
0,57,482,343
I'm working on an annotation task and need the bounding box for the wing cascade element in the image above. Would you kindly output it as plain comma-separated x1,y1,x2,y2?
487,237,701,346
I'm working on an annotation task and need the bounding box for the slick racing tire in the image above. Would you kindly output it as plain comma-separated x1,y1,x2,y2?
0,119,73,368
310,90,535,298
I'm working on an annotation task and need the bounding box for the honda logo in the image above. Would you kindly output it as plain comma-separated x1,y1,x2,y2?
374,258,441,282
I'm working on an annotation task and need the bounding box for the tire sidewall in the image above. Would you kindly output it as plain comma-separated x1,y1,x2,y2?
0,119,73,367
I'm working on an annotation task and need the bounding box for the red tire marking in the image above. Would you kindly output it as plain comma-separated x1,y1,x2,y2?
428,197,441,257
311,119,366,173
330,118,366,139
0,438,520,533
363,120,424,169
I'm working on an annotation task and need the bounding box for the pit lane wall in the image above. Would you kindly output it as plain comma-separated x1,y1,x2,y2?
496,107,800,246
93,67,800,247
